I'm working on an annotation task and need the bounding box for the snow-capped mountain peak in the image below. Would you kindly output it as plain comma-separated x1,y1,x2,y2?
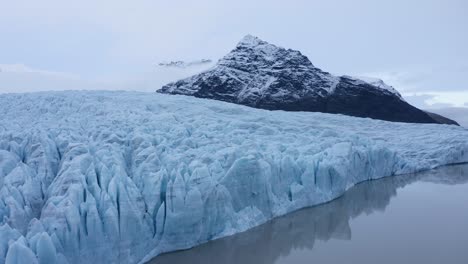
237,34,265,47
161,34,335,102
159,35,456,125
227,35,314,67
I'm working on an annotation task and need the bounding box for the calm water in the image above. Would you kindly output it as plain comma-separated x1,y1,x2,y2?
150,164,468,264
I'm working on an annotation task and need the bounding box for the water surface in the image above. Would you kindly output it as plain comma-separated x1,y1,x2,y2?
150,164,468,264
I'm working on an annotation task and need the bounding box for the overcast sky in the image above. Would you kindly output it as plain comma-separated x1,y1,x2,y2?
0,0,467,108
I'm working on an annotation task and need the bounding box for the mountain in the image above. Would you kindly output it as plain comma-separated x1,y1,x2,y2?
158,35,456,125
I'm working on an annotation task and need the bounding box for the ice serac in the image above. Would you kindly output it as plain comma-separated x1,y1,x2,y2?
158,35,456,125
0,91,467,264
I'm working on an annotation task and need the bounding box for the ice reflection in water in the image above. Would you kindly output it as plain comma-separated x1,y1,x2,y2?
150,164,468,264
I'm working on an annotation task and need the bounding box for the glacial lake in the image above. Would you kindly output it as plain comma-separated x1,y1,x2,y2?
149,164,468,264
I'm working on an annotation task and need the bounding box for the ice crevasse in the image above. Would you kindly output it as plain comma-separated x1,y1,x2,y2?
0,91,467,264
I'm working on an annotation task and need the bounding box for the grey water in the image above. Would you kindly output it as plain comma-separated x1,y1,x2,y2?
150,164,468,264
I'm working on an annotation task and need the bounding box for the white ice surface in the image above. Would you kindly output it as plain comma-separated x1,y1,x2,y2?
0,91,467,264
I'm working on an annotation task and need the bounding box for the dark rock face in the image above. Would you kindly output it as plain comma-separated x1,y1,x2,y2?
326,77,439,123
424,111,460,126
158,35,456,125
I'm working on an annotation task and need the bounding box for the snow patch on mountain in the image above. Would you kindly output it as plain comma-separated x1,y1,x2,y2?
351,76,402,98
0,91,467,264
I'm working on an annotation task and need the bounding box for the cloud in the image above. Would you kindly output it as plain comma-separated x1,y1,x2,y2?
403,91,468,127
426,102,456,108
359,64,468,93
423,91,468,108
0,64,78,78
2,1,468,74
402,94,438,109
0,70,100,94
402,91,468,109
427,107,468,127
0,62,211,94
1,0,468,99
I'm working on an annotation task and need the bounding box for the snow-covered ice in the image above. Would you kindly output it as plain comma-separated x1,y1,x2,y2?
0,91,467,264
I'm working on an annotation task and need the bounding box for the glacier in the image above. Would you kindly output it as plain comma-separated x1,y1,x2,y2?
0,90,467,264
150,163,468,264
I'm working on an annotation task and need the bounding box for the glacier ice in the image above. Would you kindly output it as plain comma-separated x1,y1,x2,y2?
150,163,468,264
0,90,467,264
